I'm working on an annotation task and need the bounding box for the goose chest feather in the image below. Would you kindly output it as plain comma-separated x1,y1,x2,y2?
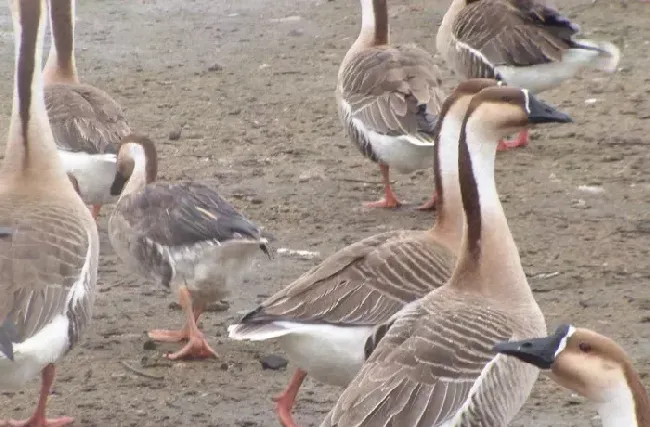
320,86,574,426
0,0,98,425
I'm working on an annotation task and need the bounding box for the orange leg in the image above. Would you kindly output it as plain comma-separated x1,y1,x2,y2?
364,164,401,209
415,191,439,211
497,129,529,152
273,369,308,427
3,364,74,427
89,205,102,221
148,287,217,360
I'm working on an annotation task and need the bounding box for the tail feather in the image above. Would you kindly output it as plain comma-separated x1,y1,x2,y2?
0,319,17,361
572,39,621,73
227,322,292,341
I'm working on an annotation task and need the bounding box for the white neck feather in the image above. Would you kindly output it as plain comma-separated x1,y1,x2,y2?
360,0,376,30
120,144,148,197
596,383,638,427
464,118,501,217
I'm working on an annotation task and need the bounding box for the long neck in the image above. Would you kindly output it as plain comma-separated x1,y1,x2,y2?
348,0,389,55
43,0,78,85
2,0,69,185
430,113,464,253
450,117,532,301
596,381,644,427
620,362,650,427
436,0,465,54
120,146,149,198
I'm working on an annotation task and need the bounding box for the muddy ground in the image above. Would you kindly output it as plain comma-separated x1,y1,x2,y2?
1,0,649,425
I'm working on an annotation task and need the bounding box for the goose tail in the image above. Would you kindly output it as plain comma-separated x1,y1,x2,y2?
573,39,621,73
227,322,292,341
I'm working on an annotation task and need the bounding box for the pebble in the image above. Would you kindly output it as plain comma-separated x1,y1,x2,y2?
168,129,182,141
260,354,288,370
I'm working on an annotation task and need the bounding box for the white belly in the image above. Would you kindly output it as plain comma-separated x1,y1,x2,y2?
367,132,435,173
169,240,263,302
0,315,70,390
275,323,374,387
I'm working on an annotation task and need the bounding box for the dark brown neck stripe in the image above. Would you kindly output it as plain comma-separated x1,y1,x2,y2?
121,133,158,184
17,0,40,145
50,0,74,69
372,0,388,46
458,115,481,259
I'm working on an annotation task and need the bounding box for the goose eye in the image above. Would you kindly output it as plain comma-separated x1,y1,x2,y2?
578,342,592,353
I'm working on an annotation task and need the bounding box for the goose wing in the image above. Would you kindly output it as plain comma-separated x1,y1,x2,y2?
339,45,445,142
236,231,455,327
115,181,265,248
321,294,535,426
452,0,579,77
45,83,131,154
0,203,94,360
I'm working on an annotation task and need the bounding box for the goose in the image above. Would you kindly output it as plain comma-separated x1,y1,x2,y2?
495,324,650,427
320,85,572,426
0,0,99,425
43,0,131,220
436,0,620,151
337,0,445,209
228,78,500,427
108,134,271,361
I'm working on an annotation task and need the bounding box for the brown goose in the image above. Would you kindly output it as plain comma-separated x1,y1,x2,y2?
495,324,650,427
320,86,572,426
337,0,445,209
436,0,620,151
229,79,501,427
44,0,131,220
108,134,270,361
0,0,99,426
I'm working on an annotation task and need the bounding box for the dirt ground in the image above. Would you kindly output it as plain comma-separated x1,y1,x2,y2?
1,0,649,425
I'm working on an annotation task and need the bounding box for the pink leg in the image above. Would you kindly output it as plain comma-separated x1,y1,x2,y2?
148,306,202,343
273,369,308,427
364,164,401,209
154,287,218,361
5,364,74,427
90,205,102,221
415,191,439,211
497,129,529,152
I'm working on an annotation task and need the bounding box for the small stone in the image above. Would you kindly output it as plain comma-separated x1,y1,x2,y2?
143,340,157,351
169,302,182,311
168,129,182,141
288,28,304,37
250,197,263,205
220,363,229,371
207,63,223,72
205,300,230,312
260,354,288,370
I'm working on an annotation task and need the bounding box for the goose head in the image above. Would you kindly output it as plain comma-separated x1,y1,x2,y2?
463,86,573,143
494,324,644,403
110,134,157,196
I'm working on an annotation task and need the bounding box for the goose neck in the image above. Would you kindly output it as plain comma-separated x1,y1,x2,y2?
596,382,642,427
43,0,78,85
120,145,149,197
350,0,389,53
430,114,464,250
450,115,531,300
3,0,69,185
437,0,465,54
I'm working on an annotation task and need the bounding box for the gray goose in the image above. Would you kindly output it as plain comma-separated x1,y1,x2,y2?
337,0,445,209
0,0,99,425
108,134,270,361
320,86,572,426
495,324,650,427
44,0,131,220
436,0,620,151
228,79,501,427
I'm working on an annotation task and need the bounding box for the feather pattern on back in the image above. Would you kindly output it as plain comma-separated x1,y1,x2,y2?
321,290,543,426
448,0,580,79
0,200,94,354
338,44,445,161
45,83,131,154
236,230,455,327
